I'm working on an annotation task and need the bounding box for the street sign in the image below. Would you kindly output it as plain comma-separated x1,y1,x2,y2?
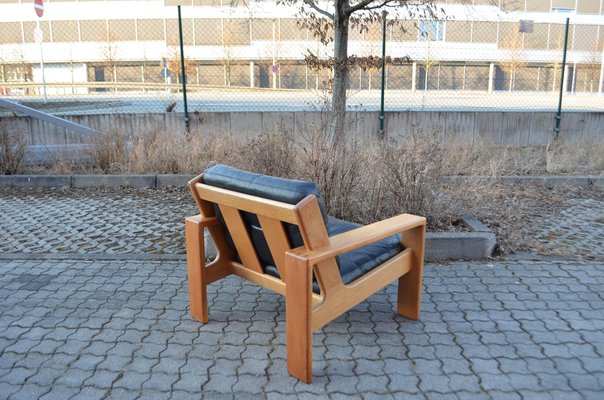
164,0,189,5
272,64,279,74
34,0,44,18
33,26,43,43
519,20,534,33
161,68,171,78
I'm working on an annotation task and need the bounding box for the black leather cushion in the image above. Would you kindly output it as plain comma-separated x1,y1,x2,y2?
203,164,328,268
203,164,327,221
203,165,403,294
326,216,403,285
265,216,402,293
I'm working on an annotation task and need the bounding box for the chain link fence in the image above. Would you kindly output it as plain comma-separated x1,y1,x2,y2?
0,0,603,115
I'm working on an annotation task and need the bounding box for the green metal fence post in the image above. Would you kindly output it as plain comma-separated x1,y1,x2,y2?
177,5,190,132
378,11,387,136
554,17,570,139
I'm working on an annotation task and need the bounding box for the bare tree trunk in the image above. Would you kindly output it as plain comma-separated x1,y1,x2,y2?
330,4,349,142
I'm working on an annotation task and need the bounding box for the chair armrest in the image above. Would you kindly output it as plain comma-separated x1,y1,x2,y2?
287,213,426,265
185,214,220,227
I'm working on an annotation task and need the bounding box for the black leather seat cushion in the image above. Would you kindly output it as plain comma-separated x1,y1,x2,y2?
203,165,403,293
203,164,327,268
326,216,403,286
203,164,328,221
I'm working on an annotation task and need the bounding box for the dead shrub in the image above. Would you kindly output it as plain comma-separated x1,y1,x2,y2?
546,136,604,174
129,129,183,174
88,129,128,173
295,116,368,221
239,129,298,178
0,122,27,175
376,131,459,229
587,142,604,171
128,128,241,174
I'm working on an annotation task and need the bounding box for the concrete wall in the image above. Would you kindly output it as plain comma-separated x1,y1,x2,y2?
3,111,603,146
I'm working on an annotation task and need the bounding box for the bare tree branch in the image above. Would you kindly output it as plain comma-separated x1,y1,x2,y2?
344,0,375,15
363,0,399,11
303,0,334,19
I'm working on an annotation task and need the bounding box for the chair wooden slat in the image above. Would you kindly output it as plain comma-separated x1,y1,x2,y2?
257,215,291,280
197,183,298,224
218,204,264,274
294,196,343,293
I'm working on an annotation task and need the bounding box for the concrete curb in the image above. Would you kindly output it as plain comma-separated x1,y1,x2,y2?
0,174,198,189
2,174,602,189
447,175,604,188
426,214,496,261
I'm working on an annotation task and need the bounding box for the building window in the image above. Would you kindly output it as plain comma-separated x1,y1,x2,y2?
551,8,574,13
419,20,444,41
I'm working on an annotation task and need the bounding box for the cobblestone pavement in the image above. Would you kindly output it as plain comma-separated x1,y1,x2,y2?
2,187,604,260
1,258,603,399
0,188,196,255
533,199,604,260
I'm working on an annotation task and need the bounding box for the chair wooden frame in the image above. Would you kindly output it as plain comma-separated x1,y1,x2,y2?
185,174,426,383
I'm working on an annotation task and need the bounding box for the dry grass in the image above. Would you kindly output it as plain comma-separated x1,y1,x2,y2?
546,138,604,174
448,181,604,254
0,121,27,175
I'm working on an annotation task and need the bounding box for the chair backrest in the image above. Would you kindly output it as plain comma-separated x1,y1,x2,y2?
189,164,329,280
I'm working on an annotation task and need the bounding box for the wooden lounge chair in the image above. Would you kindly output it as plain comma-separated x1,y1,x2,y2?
185,164,426,383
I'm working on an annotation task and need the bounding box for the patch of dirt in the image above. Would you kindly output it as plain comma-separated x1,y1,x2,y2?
447,181,604,255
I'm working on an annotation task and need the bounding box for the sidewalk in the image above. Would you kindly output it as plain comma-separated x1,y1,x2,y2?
1,257,603,399
1,186,603,260
1,186,604,398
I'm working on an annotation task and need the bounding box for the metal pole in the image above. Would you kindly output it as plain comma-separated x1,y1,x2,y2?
36,20,47,103
598,37,604,95
554,17,569,138
177,5,190,132
378,11,387,136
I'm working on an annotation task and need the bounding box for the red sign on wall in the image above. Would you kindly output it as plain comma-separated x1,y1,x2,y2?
34,0,44,18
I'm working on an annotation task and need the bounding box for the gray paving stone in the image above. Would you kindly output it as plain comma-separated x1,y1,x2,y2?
231,373,267,394
112,371,149,391
38,384,80,400
53,369,95,388
12,353,51,370
105,388,139,400
0,367,35,385
73,386,108,400
6,383,47,400
325,375,361,394
357,375,390,393
140,372,178,392
201,373,237,393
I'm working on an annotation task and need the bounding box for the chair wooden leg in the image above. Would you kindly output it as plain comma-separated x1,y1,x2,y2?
397,225,426,320
185,217,208,323
285,253,313,383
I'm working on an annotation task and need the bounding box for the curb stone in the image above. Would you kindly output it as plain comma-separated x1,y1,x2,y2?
447,175,604,188
71,174,157,189
2,174,603,189
0,175,71,188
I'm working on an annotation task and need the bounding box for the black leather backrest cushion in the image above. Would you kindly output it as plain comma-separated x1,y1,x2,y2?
203,164,328,269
